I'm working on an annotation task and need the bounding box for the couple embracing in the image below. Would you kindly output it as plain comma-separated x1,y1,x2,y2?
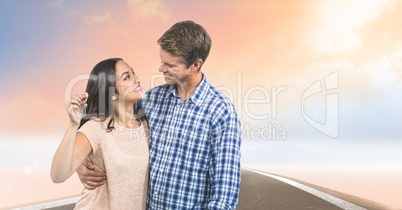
51,20,241,210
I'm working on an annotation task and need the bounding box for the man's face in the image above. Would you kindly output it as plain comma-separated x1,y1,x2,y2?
158,49,191,85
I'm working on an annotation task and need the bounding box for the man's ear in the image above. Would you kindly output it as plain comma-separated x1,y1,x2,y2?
191,59,203,71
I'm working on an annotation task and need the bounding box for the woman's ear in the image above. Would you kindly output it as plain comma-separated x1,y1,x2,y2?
111,95,117,101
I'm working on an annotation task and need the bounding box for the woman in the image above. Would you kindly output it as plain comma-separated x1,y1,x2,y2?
51,58,149,209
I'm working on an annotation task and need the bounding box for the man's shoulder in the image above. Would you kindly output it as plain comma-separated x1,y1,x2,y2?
144,84,172,101
204,83,236,113
146,83,171,95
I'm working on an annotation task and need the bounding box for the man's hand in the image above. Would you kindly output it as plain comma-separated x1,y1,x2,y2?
76,159,106,190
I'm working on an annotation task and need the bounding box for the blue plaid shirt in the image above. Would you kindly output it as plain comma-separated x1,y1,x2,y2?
140,75,241,209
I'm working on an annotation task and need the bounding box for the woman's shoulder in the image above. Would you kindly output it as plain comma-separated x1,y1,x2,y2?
79,118,107,132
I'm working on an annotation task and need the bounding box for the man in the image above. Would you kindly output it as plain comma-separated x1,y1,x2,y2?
77,20,241,209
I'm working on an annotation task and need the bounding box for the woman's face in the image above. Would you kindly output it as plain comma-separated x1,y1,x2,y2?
114,60,145,103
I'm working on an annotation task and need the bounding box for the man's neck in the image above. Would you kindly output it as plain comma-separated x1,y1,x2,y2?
176,72,203,100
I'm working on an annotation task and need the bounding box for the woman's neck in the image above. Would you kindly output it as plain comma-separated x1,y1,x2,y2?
114,102,140,128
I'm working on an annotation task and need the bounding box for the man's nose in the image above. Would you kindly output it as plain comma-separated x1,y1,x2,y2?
158,63,166,72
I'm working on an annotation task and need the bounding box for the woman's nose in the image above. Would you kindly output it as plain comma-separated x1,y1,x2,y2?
134,75,140,84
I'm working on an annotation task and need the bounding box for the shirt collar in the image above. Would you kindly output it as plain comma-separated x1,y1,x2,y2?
165,83,177,98
164,74,210,106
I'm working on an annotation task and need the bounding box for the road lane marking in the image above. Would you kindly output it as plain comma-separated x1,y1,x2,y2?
9,196,80,210
245,168,367,210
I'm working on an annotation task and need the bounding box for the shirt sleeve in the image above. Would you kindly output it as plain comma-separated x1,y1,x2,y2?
207,109,242,210
77,120,102,153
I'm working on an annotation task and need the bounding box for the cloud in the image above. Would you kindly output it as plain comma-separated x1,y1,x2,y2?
345,47,402,90
45,0,63,8
388,49,402,83
82,12,115,24
45,0,80,16
127,0,169,19
306,0,391,54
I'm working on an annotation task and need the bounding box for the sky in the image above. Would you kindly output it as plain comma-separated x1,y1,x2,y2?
0,0,402,207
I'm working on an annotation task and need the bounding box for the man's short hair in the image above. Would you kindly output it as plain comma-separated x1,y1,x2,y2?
158,20,212,70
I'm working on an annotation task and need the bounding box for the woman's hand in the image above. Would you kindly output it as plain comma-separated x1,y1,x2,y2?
51,92,91,183
66,92,88,124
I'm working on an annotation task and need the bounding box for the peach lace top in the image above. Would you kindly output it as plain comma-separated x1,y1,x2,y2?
74,119,149,210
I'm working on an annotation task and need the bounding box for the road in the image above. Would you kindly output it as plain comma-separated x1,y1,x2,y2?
239,169,357,210
11,169,390,210
238,169,389,210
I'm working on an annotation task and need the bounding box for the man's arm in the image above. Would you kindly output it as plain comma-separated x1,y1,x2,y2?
207,110,242,210
76,159,107,190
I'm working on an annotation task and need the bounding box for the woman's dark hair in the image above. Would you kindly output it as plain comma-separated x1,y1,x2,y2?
78,58,122,132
